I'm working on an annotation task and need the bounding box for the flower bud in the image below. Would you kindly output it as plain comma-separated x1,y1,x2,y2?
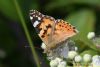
87,32,95,39
68,51,78,59
74,55,82,62
83,54,91,63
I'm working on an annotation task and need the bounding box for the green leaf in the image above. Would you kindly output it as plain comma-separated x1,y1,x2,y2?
67,9,95,40
80,50,98,56
45,0,100,11
0,0,18,20
0,0,38,21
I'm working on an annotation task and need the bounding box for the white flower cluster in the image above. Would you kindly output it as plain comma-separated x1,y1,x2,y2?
50,57,66,67
68,50,91,62
68,51,82,63
87,32,95,39
68,51,100,67
87,32,100,48
41,37,100,67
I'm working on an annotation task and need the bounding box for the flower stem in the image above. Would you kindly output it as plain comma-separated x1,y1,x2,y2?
13,0,40,67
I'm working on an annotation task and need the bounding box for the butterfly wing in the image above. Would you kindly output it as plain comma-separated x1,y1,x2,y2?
29,10,78,50
29,10,55,45
52,19,78,45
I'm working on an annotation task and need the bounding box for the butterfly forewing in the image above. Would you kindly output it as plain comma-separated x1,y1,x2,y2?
29,10,55,45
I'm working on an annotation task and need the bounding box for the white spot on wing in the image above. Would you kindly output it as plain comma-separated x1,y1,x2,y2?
30,16,33,20
38,17,41,20
33,21,40,27
39,12,41,15
42,15,44,17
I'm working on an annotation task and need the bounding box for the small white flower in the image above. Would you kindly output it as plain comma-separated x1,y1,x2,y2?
74,55,82,62
58,61,66,67
55,57,62,63
92,55,99,60
87,32,95,39
41,43,46,49
49,57,67,67
75,47,78,51
50,59,59,67
68,51,78,59
92,55,100,67
83,54,91,63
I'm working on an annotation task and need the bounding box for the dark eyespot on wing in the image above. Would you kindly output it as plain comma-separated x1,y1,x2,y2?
73,26,75,29
73,30,77,33
43,30,47,35
46,24,52,28
41,35,45,38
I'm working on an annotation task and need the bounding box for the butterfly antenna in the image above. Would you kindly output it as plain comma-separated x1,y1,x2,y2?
24,45,41,49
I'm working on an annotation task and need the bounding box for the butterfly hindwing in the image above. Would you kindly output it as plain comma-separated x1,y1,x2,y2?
53,19,78,43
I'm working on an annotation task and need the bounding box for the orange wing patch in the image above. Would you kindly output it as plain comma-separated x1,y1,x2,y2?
38,18,55,45
56,20,76,32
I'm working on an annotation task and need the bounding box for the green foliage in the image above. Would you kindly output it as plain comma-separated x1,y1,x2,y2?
0,0,18,20
80,49,98,56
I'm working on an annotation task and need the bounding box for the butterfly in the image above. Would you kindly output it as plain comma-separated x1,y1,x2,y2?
29,10,78,53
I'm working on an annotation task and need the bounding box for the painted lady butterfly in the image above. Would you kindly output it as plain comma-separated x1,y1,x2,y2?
29,10,78,53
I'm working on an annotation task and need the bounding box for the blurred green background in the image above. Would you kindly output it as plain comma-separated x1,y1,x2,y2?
0,0,100,67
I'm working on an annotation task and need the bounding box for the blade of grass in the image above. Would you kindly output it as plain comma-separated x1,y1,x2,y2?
13,0,40,67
